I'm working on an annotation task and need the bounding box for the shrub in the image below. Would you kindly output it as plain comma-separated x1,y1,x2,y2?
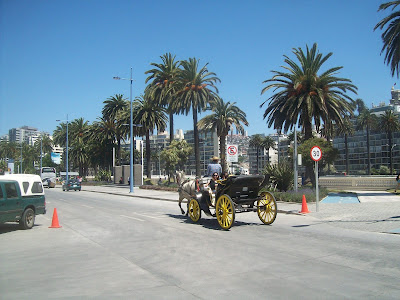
139,185,178,192
264,160,293,191
95,169,111,182
143,178,154,185
379,165,390,175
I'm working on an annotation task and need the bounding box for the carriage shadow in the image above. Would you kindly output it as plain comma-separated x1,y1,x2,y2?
167,213,262,230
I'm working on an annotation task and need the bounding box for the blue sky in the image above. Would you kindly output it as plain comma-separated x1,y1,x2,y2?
0,0,395,137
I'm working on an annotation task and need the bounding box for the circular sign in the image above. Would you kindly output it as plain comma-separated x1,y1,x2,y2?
227,145,238,156
310,146,322,162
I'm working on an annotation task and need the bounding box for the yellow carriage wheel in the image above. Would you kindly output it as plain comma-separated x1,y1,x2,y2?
188,199,201,222
215,194,235,230
257,192,277,225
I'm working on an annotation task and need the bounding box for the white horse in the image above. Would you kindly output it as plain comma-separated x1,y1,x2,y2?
176,171,201,215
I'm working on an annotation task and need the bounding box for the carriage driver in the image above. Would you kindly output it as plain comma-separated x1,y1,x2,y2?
206,156,222,177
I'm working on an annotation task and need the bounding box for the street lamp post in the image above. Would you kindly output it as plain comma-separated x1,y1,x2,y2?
114,69,144,193
56,115,69,183
386,143,398,174
40,135,43,170
294,128,298,192
114,69,134,192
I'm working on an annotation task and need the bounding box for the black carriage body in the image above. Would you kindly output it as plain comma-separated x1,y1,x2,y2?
216,175,266,206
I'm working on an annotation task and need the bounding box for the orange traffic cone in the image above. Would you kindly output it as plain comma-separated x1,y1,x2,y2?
299,195,310,214
49,208,62,228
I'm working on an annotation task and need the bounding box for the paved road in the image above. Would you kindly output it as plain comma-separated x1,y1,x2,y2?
1,186,399,299
81,185,400,234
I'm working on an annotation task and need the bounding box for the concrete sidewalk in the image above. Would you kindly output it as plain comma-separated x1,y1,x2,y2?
79,184,400,235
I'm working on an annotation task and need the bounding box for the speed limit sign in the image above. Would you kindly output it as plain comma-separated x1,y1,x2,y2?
310,146,322,162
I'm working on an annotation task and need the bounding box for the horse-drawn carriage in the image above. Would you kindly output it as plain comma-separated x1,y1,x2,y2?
186,174,277,230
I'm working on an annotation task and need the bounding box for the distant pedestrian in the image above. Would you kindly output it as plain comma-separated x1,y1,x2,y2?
395,171,400,192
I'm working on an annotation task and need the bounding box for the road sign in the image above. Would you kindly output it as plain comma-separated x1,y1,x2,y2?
310,146,322,162
227,145,238,163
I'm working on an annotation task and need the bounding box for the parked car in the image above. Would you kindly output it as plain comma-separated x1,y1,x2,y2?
62,179,81,191
0,174,46,229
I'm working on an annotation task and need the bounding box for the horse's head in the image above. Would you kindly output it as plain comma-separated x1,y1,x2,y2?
175,170,185,185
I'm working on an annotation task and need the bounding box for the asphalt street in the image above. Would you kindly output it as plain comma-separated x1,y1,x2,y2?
82,185,400,234
0,186,399,299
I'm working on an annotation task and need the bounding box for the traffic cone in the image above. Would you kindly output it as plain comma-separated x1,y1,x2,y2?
299,195,310,214
49,208,62,228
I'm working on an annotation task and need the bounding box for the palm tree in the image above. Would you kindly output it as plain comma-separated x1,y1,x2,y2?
261,43,357,182
69,118,90,176
379,109,400,174
262,136,275,163
33,134,53,168
40,135,53,154
354,98,367,116
175,58,220,177
90,117,118,171
374,1,400,77
145,53,181,143
335,119,354,175
249,134,274,174
102,94,128,120
133,95,167,179
53,123,68,148
0,141,17,159
102,94,129,166
357,108,378,175
198,96,248,172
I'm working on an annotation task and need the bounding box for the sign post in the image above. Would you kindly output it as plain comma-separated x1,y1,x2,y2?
227,145,238,174
310,146,322,212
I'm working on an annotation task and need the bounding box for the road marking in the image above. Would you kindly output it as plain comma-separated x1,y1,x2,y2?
133,212,166,219
81,204,94,209
120,214,145,222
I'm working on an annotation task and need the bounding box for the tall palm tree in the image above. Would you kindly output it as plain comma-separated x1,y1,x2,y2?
90,117,119,171
53,123,68,148
198,96,248,172
40,134,53,154
354,98,367,116
262,136,275,164
335,119,354,175
145,53,181,143
357,108,378,175
379,109,400,174
175,58,220,177
249,134,274,174
102,94,128,120
261,43,357,182
374,1,400,77
133,95,167,179
69,118,90,176
102,94,129,166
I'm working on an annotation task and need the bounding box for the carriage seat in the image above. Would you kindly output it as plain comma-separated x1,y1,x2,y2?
218,175,266,201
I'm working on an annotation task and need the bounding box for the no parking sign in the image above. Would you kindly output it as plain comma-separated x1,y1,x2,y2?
227,145,238,162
